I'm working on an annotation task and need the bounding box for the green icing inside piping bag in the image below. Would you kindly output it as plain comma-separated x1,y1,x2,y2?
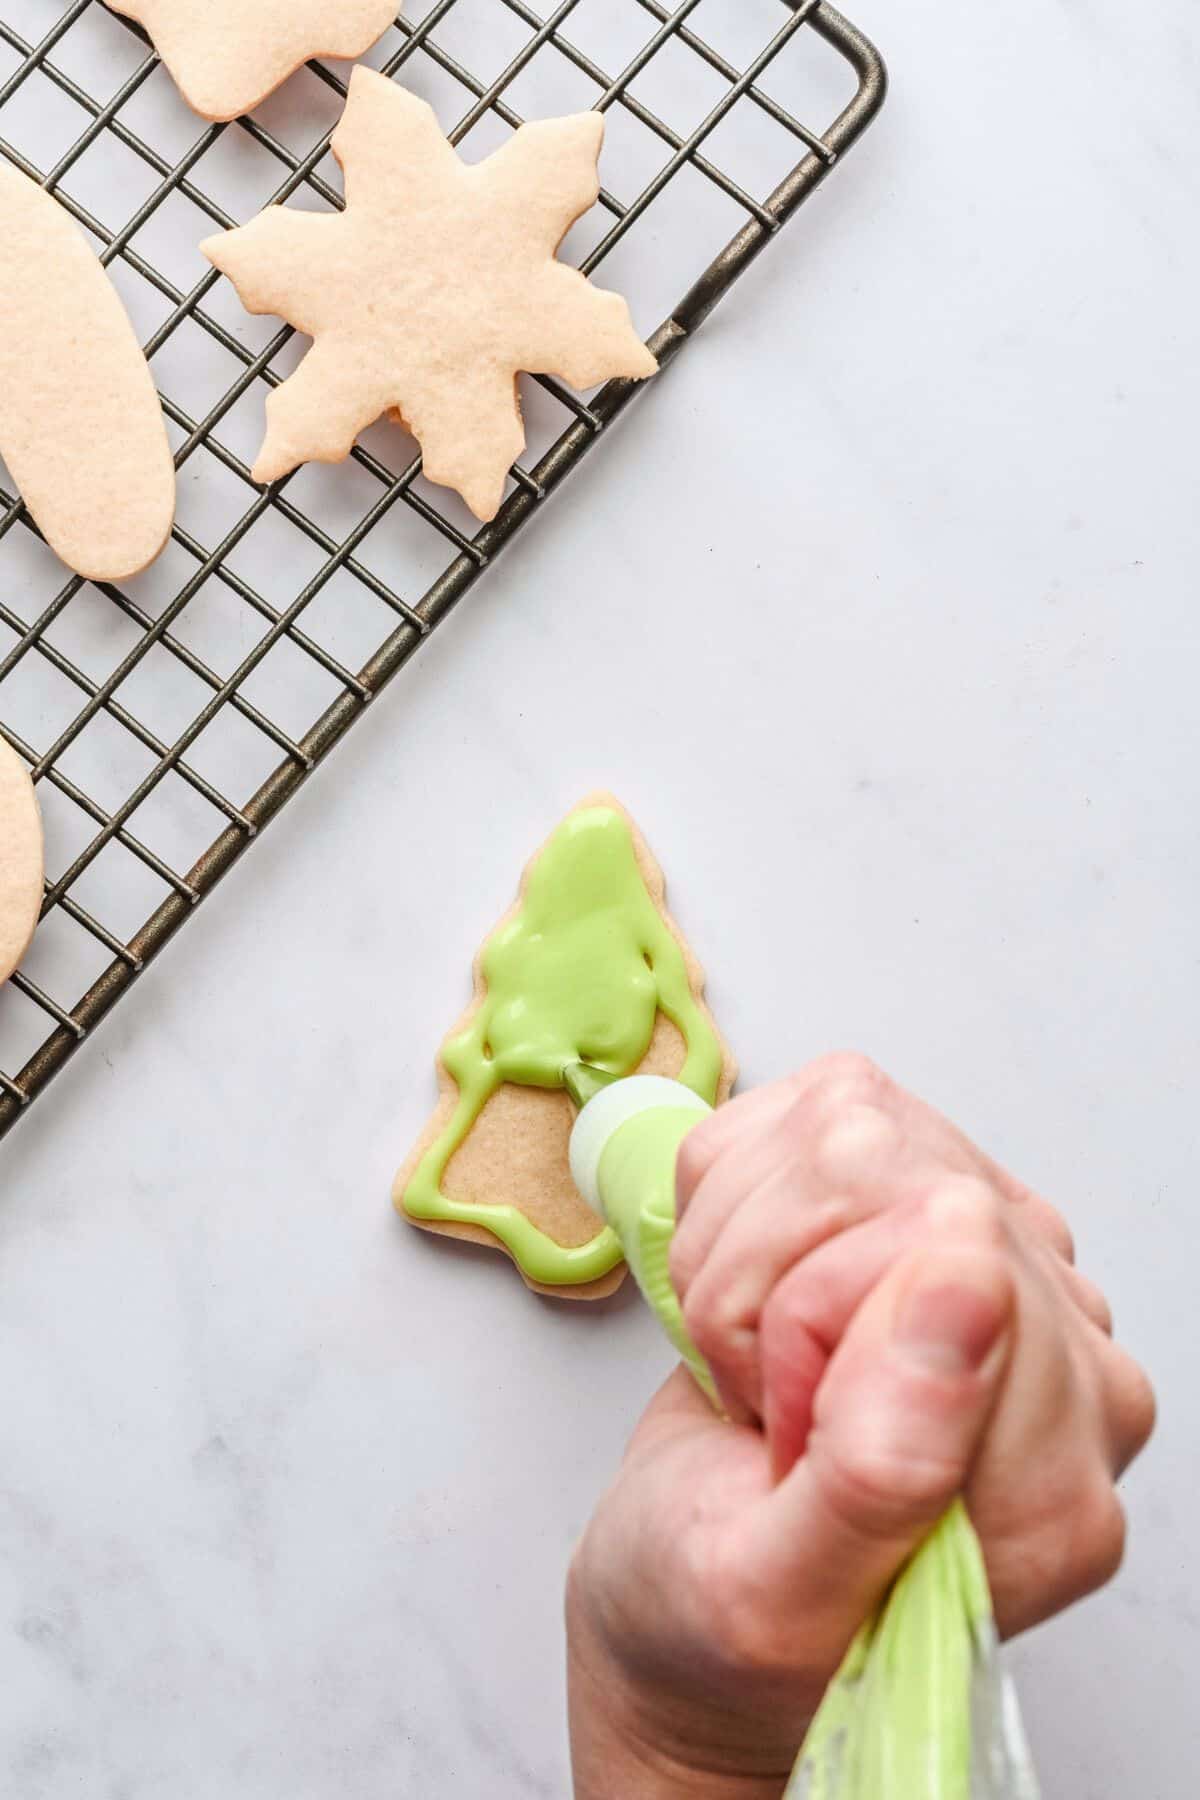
401,805,724,1286
786,1500,1001,1798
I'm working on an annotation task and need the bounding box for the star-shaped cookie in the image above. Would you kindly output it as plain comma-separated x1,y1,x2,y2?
109,0,399,122
202,68,658,521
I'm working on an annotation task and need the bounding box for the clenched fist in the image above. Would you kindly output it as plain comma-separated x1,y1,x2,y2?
568,1056,1154,1800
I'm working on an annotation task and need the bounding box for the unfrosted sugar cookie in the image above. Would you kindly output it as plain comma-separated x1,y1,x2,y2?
0,737,43,986
109,0,400,122
0,164,175,583
394,795,736,1300
203,68,658,521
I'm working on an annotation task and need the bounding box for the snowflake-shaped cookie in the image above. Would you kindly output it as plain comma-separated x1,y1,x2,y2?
202,68,658,521
110,0,399,121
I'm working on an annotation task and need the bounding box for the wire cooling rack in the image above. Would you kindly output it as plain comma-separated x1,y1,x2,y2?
0,0,885,1139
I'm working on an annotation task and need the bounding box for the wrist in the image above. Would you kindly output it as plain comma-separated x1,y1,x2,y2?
567,1575,789,1800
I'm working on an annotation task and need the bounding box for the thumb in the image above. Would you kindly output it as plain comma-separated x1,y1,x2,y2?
747,1246,1015,1649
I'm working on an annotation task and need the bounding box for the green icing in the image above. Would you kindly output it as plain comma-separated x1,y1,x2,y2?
788,1499,994,1798
402,806,724,1286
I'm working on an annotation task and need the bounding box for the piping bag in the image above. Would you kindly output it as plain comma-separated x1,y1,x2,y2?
565,1064,1042,1800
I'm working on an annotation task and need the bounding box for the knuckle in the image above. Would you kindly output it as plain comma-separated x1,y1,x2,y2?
1128,1364,1158,1454
1070,1268,1114,1335
1109,1354,1157,1467
817,1429,960,1540
985,1522,1061,1629
986,1481,1127,1630
923,1174,1007,1248
681,1272,750,1366
1073,1488,1127,1594
811,1102,901,1189
1003,1180,1075,1261
805,1051,889,1112
674,1123,719,1211
1038,1203,1077,1264
681,1282,723,1360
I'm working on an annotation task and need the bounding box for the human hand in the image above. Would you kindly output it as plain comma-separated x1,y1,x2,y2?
567,1055,1154,1799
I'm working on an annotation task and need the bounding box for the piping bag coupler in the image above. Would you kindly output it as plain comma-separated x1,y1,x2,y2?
567,1069,720,1405
564,1063,1042,1800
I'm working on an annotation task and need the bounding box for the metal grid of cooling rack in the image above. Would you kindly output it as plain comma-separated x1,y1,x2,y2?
0,0,885,1140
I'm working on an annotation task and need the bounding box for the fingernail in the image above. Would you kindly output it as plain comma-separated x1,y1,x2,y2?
894,1279,1009,1375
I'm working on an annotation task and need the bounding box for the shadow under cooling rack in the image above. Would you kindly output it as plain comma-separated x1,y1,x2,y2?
0,0,885,1139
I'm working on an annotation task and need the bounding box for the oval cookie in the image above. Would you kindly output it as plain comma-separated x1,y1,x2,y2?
0,737,44,985
109,0,401,121
0,164,175,582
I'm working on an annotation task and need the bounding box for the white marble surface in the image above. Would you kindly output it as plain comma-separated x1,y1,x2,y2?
2,0,1199,1794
